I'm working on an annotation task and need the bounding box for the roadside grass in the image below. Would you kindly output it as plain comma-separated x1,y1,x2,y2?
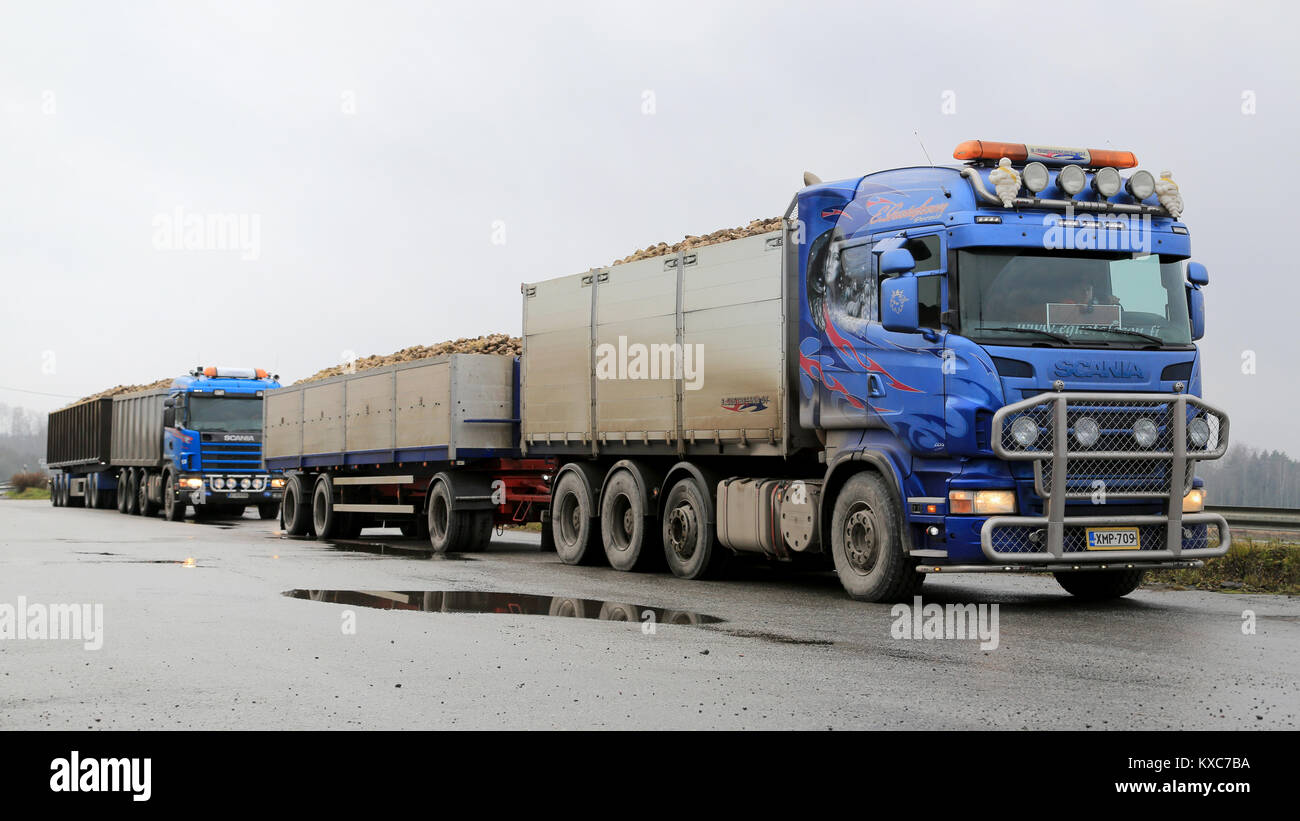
502,522,543,532
1145,539,1300,595
4,487,50,500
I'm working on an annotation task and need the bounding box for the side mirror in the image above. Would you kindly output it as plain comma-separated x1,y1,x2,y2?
163,407,176,428
163,397,176,408
881,276,920,333
1187,284,1205,340
1187,261,1209,286
880,248,916,275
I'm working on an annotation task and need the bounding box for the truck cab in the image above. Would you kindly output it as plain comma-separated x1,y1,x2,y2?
161,366,285,518
800,140,1229,599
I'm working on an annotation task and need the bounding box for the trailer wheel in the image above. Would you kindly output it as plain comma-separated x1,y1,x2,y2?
117,471,131,514
138,470,159,517
86,475,96,509
551,471,602,565
830,472,924,602
1054,569,1145,600
600,469,660,571
311,474,342,539
51,476,61,507
662,476,726,580
426,479,477,553
282,474,312,536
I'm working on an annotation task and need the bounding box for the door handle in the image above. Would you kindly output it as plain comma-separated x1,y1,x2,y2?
867,374,887,398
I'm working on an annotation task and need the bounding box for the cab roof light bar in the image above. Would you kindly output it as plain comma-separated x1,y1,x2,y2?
954,140,1138,169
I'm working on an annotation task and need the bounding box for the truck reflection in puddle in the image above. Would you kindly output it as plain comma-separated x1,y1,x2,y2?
283,589,723,625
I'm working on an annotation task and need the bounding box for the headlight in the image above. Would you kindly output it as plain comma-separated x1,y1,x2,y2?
949,489,1017,515
1072,416,1100,448
1183,487,1206,513
1022,162,1049,194
1127,169,1156,200
183,477,203,489
1187,416,1211,448
1057,164,1087,196
270,478,286,488
1093,166,1122,198
240,478,251,490
213,477,225,489
1132,418,1159,448
1010,416,1039,448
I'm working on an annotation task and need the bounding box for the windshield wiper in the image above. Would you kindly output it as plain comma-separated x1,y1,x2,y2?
1073,326,1165,345
981,326,1074,345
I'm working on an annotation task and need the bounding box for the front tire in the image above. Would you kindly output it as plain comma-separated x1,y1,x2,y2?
163,473,185,521
1054,569,1144,600
830,472,924,602
258,503,278,520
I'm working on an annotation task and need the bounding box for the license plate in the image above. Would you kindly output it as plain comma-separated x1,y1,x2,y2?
227,492,249,499
1086,527,1140,550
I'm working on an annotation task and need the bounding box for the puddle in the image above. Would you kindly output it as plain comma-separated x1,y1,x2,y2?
283,589,723,625
72,551,201,567
276,535,474,560
711,628,833,646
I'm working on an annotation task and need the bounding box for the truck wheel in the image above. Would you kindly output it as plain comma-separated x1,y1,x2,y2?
551,471,602,565
282,474,312,536
600,469,660,571
163,473,185,521
1054,569,1145,600
258,503,278,520
86,476,96,509
830,472,924,602
117,471,131,514
462,511,493,552
426,479,475,553
311,474,341,539
662,476,726,580
124,470,141,515
138,471,159,517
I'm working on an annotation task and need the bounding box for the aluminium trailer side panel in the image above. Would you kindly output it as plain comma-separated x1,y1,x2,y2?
522,229,789,457
46,398,113,469
262,354,516,471
109,390,168,468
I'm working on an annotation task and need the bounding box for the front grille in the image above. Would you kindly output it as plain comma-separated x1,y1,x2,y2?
200,442,263,473
988,521,1223,555
996,393,1228,501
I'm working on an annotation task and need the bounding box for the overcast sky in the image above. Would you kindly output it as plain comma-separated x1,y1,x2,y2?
2,0,1297,454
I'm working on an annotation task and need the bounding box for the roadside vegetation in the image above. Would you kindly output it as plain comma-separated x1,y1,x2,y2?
4,470,50,500
1145,539,1300,595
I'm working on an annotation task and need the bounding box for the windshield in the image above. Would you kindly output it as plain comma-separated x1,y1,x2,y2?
186,396,263,433
957,249,1192,347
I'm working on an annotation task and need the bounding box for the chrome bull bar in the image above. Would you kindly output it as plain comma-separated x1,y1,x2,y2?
983,391,1230,564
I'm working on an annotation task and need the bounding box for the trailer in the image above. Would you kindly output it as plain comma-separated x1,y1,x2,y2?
47,398,114,508
263,354,551,546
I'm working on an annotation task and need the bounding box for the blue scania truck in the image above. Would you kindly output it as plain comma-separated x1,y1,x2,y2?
48,366,286,521
512,138,1229,601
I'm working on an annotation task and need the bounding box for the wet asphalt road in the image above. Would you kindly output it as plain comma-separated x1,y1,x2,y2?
1,499,1296,730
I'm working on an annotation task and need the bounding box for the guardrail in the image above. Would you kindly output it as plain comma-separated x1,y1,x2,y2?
1210,505,1300,535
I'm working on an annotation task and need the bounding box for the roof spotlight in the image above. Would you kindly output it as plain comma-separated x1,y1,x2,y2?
1057,164,1087,196
1126,169,1156,200
1022,162,1049,194
1093,167,1122,198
